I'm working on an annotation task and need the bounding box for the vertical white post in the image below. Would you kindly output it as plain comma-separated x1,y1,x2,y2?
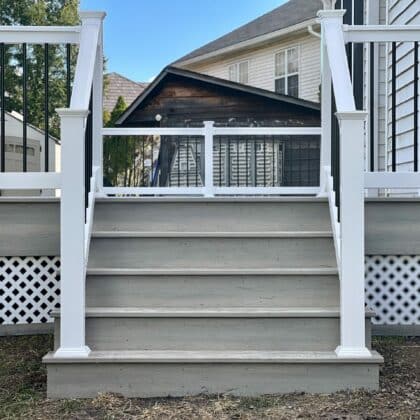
54,109,91,358
319,28,332,195
204,121,214,197
336,111,371,358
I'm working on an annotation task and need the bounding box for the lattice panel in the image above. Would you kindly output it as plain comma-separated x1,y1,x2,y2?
0,257,60,325
366,256,420,325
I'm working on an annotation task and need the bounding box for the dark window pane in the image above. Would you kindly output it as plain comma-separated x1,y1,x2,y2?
288,75,299,97
275,78,286,94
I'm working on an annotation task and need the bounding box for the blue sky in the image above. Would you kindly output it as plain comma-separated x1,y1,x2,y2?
80,0,285,82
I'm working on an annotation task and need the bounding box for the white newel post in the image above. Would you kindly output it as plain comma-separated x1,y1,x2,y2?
55,109,91,358
319,25,332,194
336,111,371,358
204,121,215,197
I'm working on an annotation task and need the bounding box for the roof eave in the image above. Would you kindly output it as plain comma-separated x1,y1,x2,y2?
175,18,319,68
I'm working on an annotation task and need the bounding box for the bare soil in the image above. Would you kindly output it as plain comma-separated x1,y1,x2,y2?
0,335,418,419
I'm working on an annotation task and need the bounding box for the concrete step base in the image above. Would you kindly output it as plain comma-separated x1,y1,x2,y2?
44,350,383,398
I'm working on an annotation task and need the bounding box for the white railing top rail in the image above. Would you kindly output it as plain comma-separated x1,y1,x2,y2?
0,26,81,44
70,12,105,110
102,126,322,137
343,25,420,43
318,10,355,113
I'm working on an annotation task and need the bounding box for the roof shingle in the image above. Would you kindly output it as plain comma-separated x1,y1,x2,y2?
175,0,321,64
104,72,148,113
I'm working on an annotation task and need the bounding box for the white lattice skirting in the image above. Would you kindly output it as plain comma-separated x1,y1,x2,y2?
0,255,419,328
0,257,60,325
366,255,419,326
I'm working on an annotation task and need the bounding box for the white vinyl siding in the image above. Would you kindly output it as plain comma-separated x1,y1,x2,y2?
186,33,321,103
386,0,420,177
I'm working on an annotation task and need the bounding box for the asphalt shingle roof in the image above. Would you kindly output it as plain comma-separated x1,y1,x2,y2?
104,72,148,113
175,0,321,64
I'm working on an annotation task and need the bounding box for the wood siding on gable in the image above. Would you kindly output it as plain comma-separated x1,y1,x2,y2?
184,33,321,103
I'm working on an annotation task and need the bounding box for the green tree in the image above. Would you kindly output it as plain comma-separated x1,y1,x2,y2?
0,0,79,137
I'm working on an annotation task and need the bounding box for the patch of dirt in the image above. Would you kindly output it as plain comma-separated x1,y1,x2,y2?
0,335,418,419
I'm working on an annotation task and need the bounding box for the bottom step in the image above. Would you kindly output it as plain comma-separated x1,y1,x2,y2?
44,351,383,398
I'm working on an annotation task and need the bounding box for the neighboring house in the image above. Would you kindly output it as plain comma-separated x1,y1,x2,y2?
104,72,148,113
0,110,59,196
174,0,322,103
117,66,321,189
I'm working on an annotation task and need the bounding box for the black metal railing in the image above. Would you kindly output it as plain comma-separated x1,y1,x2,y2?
0,42,73,177
103,134,321,189
85,92,93,210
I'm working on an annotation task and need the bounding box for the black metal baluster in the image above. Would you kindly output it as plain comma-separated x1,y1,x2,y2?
177,137,180,187
254,138,257,186
22,43,27,172
142,136,145,187
392,42,397,172
85,93,93,210
0,43,5,172
195,138,198,186
227,137,231,187
263,136,266,187
44,44,49,172
414,41,419,172
370,42,375,172
219,136,222,186
167,138,171,186
245,137,249,186
236,137,240,186
66,44,71,107
150,135,154,187
186,136,189,187
272,136,275,186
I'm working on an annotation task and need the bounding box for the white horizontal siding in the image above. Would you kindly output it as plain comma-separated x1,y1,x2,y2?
386,0,420,196
186,33,321,103
387,0,420,172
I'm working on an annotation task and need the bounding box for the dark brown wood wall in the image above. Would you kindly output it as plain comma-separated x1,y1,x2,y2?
122,74,320,127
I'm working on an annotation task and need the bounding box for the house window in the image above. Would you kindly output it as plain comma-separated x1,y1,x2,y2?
275,47,299,97
228,61,249,84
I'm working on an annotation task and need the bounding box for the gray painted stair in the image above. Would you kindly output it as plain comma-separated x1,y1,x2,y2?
45,197,382,398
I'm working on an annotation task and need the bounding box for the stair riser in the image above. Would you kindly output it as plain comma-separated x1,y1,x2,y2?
86,275,340,308
54,318,372,351
89,237,336,269
47,363,380,398
94,201,331,232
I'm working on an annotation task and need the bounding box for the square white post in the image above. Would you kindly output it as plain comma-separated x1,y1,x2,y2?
204,121,215,197
54,109,91,358
336,111,371,358
319,27,332,195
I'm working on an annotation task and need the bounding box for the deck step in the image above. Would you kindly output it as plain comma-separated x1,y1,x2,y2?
93,197,331,233
52,307,373,352
44,349,382,398
88,236,336,270
86,269,339,308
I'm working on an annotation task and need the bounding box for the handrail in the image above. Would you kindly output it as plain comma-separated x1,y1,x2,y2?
317,10,355,112
343,25,420,43
102,127,322,136
70,12,105,110
0,26,80,44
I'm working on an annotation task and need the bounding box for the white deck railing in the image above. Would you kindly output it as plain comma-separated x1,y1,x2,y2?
319,7,420,358
101,125,322,197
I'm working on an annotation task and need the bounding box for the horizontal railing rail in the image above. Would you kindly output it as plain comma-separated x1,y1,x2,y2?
0,26,81,44
101,125,322,196
343,25,420,43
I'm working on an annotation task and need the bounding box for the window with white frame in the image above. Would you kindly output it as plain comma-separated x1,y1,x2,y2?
274,47,299,97
228,61,249,84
